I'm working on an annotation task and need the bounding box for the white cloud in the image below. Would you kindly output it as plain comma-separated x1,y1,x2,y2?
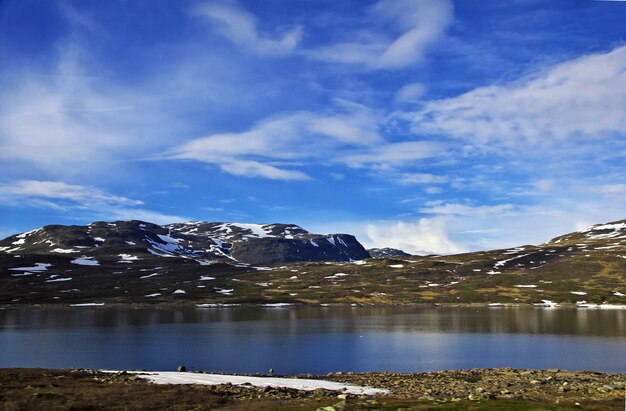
0,44,185,179
341,141,444,169
595,184,626,198
397,173,447,185
393,82,427,105
409,45,626,145
309,0,453,70
220,160,311,181
170,101,386,179
365,219,466,255
106,209,187,225
0,180,186,225
193,1,302,55
0,180,142,206
418,201,515,217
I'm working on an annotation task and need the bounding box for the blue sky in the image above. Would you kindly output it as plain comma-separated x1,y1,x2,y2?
1,0,626,254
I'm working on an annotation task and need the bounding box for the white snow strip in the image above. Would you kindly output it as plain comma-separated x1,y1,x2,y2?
173,289,186,294
52,248,79,254
45,277,72,282
583,222,626,233
93,237,105,242
147,248,176,257
325,273,348,279
503,247,526,255
145,293,161,297
69,303,104,307
109,371,388,395
196,303,241,308
262,303,294,308
16,228,42,238
118,254,140,262
140,273,160,279
534,300,559,307
577,303,626,309
570,291,587,295
613,291,625,297
9,263,51,271
514,284,537,288
71,257,100,266
199,276,215,281
494,253,531,268
309,239,319,247
11,272,34,277
389,264,404,268
253,267,273,271
149,234,180,253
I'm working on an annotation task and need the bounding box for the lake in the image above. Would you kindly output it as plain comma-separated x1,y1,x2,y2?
1,306,625,374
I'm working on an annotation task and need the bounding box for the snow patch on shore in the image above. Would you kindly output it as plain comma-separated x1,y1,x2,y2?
106,371,388,395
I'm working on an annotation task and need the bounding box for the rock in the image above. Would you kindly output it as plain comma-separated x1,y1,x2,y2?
177,365,186,372
602,384,620,391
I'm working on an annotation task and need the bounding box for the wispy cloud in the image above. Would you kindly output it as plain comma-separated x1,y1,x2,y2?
0,180,186,225
0,45,177,178
193,0,302,56
0,180,143,206
168,100,386,180
418,201,515,217
393,82,427,105
396,173,448,185
341,141,445,169
407,45,626,146
309,0,453,70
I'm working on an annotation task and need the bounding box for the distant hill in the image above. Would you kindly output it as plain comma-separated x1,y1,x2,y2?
1,219,625,306
367,247,412,258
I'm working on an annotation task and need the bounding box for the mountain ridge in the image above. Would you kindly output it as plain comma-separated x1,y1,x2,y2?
0,220,370,265
1,218,625,306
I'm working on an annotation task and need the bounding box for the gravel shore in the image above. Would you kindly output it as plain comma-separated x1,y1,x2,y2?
1,367,624,410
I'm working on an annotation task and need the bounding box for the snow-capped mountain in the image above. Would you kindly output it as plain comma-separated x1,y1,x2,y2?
0,220,370,265
1,218,625,306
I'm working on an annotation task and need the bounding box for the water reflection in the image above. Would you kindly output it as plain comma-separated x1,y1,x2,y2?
0,306,624,373
1,306,624,336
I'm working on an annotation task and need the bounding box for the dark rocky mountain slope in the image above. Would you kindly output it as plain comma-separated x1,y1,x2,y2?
0,220,370,265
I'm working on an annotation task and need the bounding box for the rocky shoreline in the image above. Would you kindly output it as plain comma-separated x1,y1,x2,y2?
1,367,624,410
3,301,626,310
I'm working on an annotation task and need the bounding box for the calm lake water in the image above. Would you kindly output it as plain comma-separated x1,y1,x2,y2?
0,306,625,374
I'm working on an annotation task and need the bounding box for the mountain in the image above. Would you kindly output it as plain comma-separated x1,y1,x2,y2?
1,219,625,306
367,248,412,258
0,220,370,265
